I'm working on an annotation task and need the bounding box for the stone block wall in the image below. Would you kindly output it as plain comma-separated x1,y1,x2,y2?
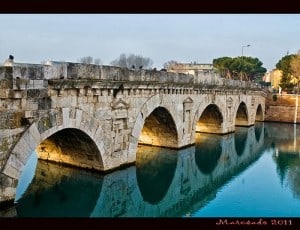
265,94,300,123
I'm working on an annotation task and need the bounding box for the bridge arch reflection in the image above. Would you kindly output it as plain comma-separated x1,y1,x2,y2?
15,125,265,217
234,127,248,156
15,160,104,217
195,133,223,174
136,145,178,204
254,122,263,142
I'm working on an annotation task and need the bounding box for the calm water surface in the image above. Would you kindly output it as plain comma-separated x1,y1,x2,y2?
13,122,300,217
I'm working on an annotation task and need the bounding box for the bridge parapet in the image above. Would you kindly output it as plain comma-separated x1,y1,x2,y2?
0,62,194,89
0,61,267,91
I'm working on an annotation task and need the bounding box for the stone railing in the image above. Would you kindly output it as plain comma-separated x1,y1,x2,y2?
0,62,267,92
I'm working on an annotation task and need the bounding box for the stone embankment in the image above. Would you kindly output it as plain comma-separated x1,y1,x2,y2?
265,94,300,123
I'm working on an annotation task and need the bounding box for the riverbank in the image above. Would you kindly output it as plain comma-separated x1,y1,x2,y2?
265,94,300,123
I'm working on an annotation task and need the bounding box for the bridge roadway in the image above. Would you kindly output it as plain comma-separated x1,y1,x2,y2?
0,61,267,207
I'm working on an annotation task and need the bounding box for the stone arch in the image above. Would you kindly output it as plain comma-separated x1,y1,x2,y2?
1,108,106,204
190,96,226,143
234,101,249,126
37,128,103,171
129,94,181,163
196,104,224,134
255,104,264,121
193,95,225,134
35,109,105,171
138,106,178,148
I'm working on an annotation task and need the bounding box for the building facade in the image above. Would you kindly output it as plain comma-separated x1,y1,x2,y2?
166,63,215,76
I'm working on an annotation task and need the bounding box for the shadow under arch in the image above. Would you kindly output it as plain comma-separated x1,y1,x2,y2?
235,101,249,126
136,145,178,205
194,133,223,174
234,127,248,156
255,104,264,121
15,159,104,217
196,104,223,134
139,107,178,148
36,128,103,171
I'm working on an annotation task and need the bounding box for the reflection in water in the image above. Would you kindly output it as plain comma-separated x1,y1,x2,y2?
273,153,298,185
194,133,222,174
264,122,300,153
254,122,263,142
266,122,300,200
15,160,103,217
234,126,248,156
288,165,300,199
272,149,300,199
15,152,37,201
12,122,300,217
136,145,178,204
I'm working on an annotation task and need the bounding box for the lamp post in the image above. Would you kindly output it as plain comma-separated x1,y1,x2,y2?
242,44,250,57
241,44,250,81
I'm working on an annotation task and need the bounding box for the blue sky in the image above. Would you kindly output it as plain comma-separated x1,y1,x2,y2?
0,14,299,71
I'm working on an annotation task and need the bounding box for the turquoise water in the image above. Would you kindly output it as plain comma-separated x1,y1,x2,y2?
194,150,300,217
13,122,300,217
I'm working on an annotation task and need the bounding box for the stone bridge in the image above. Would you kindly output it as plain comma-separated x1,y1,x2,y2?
0,61,267,207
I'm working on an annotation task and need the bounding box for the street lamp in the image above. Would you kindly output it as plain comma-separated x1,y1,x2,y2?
241,44,250,81
242,44,250,57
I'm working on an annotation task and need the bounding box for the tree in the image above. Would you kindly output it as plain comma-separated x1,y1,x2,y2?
213,56,267,81
213,57,233,79
241,56,267,82
290,54,300,92
110,53,153,69
276,54,297,92
279,74,294,92
78,56,93,64
163,60,179,69
78,56,102,65
94,58,102,65
276,54,296,76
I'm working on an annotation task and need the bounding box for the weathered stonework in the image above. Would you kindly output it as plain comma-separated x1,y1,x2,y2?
265,94,300,123
0,62,267,207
